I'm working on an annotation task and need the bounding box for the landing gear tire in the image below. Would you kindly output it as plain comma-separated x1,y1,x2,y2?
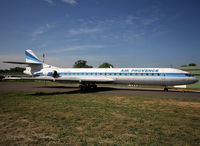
79,83,97,92
91,84,97,90
164,87,168,92
79,85,87,92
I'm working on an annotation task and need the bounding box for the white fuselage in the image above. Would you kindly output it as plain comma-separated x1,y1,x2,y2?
30,65,198,86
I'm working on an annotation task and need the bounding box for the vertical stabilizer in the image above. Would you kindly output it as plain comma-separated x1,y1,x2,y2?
25,49,42,64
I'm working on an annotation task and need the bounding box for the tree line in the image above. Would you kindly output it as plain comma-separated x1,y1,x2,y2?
73,60,114,68
0,67,25,74
181,63,197,67
0,60,114,74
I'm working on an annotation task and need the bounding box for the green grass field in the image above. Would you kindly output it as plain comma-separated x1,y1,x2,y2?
187,76,200,89
0,91,200,145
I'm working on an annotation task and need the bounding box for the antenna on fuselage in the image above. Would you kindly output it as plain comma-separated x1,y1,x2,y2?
42,53,45,63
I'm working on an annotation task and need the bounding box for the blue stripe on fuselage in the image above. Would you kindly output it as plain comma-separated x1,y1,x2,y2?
25,51,42,63
37,72,188,77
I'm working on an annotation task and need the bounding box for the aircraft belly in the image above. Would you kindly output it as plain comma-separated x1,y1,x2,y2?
162,77,187,85
115,77,163,85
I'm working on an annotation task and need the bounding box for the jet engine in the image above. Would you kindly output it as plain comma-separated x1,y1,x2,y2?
52,70,59,78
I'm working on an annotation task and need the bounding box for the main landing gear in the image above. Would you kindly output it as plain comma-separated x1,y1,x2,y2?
164,86,169,92
79,83,97,92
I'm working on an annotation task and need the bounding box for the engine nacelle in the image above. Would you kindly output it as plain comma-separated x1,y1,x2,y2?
23,67,32,76
52,70,59,78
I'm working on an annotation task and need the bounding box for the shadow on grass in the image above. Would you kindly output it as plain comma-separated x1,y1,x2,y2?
37,85,78,89
30,87,117,96
29,85,184,96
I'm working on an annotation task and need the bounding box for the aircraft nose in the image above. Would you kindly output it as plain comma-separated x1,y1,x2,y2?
191,77,198,84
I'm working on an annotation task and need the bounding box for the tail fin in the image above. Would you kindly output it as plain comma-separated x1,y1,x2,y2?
25,49,42,64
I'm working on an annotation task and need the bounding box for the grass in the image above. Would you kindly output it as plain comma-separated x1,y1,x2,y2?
187,76,200,89
0,91,200,145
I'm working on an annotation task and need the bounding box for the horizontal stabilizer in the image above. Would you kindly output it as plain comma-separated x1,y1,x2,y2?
3,61,42,65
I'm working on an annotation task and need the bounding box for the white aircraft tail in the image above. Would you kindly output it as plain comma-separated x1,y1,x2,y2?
25,49,42,64
4,49,44,76
24,50,44,75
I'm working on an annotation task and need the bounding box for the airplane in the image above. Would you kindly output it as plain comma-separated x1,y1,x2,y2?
3,49,198,92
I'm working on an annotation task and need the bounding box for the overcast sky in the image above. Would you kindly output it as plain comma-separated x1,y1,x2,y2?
0,0,200,69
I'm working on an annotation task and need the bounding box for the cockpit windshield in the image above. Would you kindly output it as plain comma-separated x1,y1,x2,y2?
185,73,194,77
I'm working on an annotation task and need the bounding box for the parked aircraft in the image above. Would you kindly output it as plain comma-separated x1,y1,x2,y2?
4,49,198,91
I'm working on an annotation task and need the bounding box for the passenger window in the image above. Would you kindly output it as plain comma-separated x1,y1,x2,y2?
146,73,148,76
158,73,160,76
136,73,138,75
109,73,112,75
105,73,107,76
86,73,88,75
77,73,79,75
119,73,122,75
130,73,132,76
152,73,154,76
125,73,127,75
141,73,143,76
100,73,102,75
114,73,116,75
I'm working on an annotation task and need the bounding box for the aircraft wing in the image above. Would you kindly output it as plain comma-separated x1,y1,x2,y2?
55,76,115,83
3,76,115,83
3,76,54,81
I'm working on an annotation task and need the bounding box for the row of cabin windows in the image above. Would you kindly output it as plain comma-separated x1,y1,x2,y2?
64,72,163,76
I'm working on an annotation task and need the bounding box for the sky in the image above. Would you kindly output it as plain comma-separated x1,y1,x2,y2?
0,0,200,69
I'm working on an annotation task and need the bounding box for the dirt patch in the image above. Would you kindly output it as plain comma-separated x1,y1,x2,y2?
76,127,83,131
161,100,200,108
109,96,124,103
111,112,125,119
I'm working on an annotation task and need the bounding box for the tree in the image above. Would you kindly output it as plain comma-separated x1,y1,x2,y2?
98,62,114,68
0,67,25,73
73,60,93,68
181,65,187,67
10,67,25,72
188,63,196,66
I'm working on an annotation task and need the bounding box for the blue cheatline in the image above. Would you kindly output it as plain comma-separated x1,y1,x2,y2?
25,51,42,63
38,72,188,77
